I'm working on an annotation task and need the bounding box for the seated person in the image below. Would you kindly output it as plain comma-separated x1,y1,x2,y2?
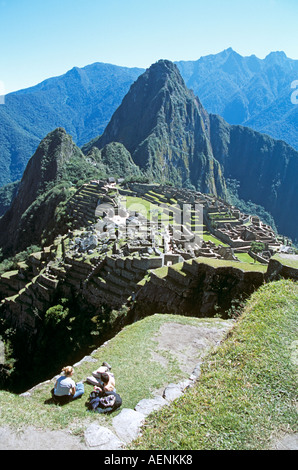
86,362,115,391
94,372,115,392
52,366,84,404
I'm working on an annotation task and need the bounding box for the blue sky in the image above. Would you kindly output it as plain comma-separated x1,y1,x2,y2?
1,0,298,93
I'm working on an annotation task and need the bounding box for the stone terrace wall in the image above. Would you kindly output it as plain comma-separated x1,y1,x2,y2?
132,258,266,319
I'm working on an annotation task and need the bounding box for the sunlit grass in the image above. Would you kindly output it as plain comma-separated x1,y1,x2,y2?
130,280,298,450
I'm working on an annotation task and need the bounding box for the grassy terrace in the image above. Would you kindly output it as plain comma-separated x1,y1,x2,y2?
130,279,298,450
0,271,296,449
272,254,298,269
152,257,267,280
0,315,228,434
190,256,267,272
236,252,261,264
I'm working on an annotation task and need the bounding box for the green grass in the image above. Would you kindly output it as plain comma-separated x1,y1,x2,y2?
0,270,19,279
125,196,155,218
0,314,226,435
151,257,267,284
0,280,296,449
236,252,261,264
192,257,267,273
272,254,298,269
203,233,229,246
130,280,298,450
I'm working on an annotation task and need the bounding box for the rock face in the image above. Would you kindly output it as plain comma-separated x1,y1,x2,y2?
266,254,298,281
85,142,141,179
92,60,227,198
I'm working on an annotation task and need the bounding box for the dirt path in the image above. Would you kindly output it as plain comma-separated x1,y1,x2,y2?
0,426,88,450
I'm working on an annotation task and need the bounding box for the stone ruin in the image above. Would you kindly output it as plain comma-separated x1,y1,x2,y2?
66,180,285,267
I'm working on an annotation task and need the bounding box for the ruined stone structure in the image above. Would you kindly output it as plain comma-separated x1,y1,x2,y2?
0,179,289,335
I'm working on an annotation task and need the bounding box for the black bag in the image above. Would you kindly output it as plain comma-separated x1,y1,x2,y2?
87,390,122,413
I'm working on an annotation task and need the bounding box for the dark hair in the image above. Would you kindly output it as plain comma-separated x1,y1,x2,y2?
101,373,109,384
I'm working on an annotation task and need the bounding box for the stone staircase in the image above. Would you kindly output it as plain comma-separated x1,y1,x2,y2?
0,269,61,333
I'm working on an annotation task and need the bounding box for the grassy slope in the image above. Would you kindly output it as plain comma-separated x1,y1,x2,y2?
0,280,296,449
0,315,228,434
131,279,298,450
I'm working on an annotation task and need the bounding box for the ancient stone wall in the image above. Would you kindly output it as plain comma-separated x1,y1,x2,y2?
132,258,265,319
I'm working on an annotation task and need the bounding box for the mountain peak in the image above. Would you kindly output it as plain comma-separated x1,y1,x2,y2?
88,60,226,197
16,128,83,210
265,50,288,62
150,58,180,72
0,128,86,255
140,59,186,90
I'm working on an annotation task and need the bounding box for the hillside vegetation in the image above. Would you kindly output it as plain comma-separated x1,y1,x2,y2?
0,63,143,187
131,279,298,450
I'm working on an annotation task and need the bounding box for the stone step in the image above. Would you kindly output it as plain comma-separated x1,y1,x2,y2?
88,278,124,300
67,269,87,280
105,278,126,297
72,207,97,219
18,291,33,306
120,268,137,282
149,271,167,288
72,198,97,210
80,186,102,196
159,273,189,296
49,266,67,279
181,260,200,276
104,271,130,289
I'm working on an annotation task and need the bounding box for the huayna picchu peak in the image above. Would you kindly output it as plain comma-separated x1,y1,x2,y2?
0,128,86,255
91,60,227,199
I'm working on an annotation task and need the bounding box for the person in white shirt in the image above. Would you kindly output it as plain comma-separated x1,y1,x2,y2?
53,366,84,401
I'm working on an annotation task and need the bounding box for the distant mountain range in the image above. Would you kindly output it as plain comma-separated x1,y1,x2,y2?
0,49,298,189
0,60,297,255
176,49,298,149
0,64,143,187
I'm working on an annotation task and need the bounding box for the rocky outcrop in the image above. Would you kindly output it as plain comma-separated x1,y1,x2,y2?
0,128,85,255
